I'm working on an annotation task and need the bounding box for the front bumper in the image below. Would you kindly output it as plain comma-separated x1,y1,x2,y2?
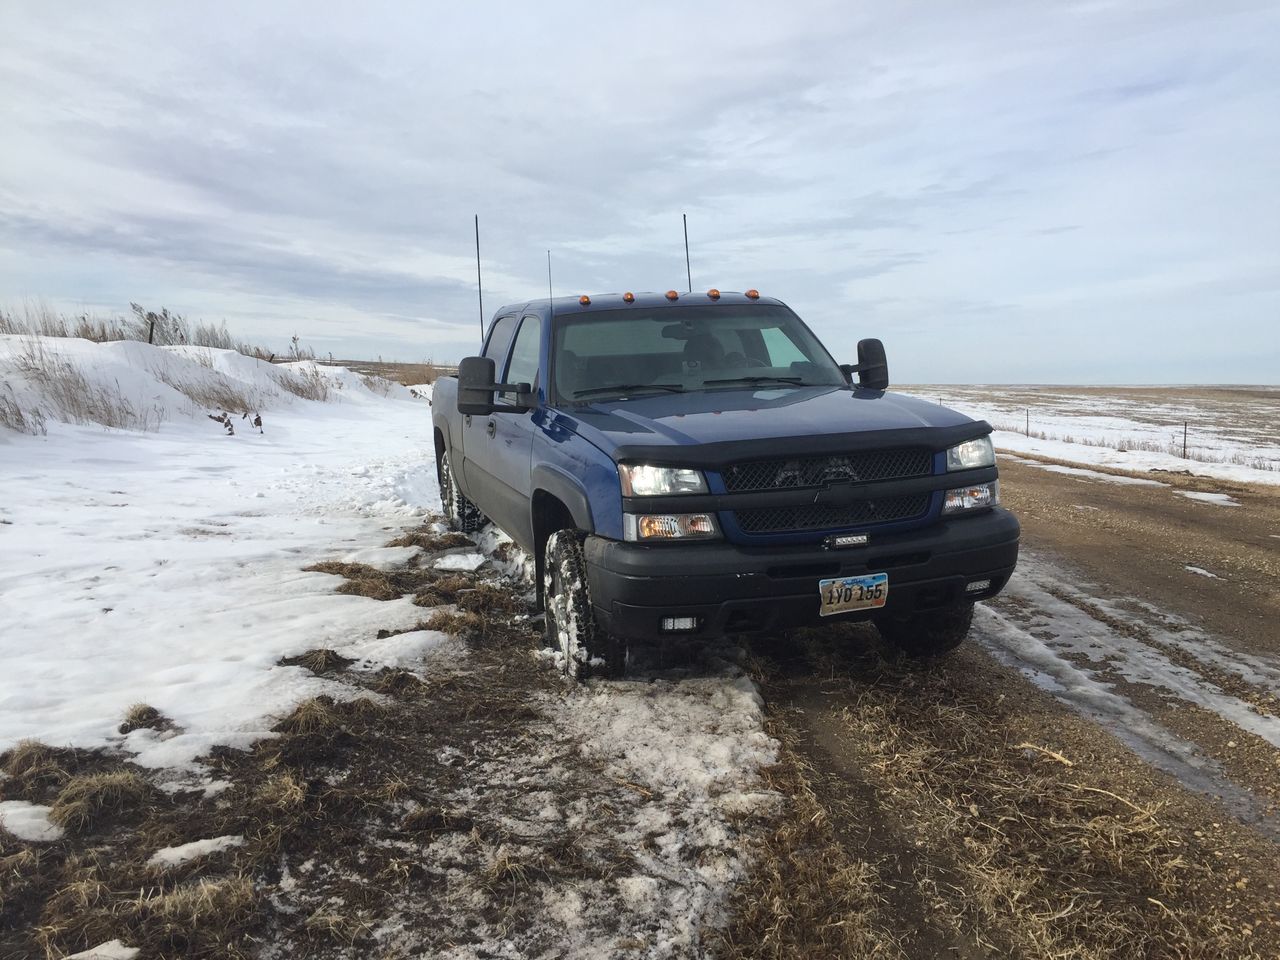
583,507,1020,641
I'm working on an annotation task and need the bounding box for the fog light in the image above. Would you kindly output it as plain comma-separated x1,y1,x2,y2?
661,616,699,632
623,513,720,541
965,579,992,593
943,480,999,515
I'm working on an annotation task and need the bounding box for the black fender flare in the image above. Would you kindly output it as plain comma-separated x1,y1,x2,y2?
530,463,595,533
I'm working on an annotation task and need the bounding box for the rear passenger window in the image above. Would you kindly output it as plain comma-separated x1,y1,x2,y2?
483,316,518,367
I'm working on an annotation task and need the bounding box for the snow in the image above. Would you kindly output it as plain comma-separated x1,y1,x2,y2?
1184,565,1222,579
976,552,1279,822
1028,462,1168,486
0,337,445,769
1178,491,1240,507
434,551,487,571
148,834,245,867
0,800,65,841
66,942,140,960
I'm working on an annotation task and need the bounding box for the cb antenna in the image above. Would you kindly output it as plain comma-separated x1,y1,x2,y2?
547,250,553,303
474,214,484,342
683,212,692,292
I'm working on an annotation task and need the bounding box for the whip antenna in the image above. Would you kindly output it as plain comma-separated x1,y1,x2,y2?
547,250,554,303
474,214,484,342
683,212,692,293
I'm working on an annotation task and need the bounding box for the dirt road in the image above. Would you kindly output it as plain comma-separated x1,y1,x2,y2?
727,454,1280,959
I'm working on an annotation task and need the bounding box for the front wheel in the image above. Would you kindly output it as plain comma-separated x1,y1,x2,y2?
438,450,485,533
543,530,624,680
876,603,974,658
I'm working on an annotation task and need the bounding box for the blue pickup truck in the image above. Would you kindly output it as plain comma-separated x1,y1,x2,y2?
432,289,1019,678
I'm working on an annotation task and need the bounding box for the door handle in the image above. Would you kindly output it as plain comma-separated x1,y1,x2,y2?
486,419,496,439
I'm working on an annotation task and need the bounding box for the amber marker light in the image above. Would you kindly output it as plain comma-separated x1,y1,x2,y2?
665,290,679,300
707,288,721,300
623,291,636,303
745,288,760,299
579,294,591,306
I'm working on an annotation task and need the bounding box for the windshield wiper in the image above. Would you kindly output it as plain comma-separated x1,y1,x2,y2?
702,375,805,386
572,383,686,399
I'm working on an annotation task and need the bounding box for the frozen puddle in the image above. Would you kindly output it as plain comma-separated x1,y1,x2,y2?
1178,491,1241,507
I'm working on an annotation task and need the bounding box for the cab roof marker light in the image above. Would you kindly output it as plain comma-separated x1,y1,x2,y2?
623,291,635,303
745,289,760,299
578,294,590,306
707,288,721,300
665,289,680,300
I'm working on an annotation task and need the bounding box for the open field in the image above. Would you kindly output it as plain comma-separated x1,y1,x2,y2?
905,384,1280,481
3,365,1280,958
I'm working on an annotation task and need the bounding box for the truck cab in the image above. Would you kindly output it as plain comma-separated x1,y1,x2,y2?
432,290,1019,678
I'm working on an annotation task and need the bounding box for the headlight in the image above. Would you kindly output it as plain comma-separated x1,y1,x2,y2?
618,464,708,497
946,436,995,471
624,513,720,541
943,480,999,514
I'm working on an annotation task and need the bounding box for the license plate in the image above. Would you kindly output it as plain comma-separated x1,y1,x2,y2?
819,573,889,616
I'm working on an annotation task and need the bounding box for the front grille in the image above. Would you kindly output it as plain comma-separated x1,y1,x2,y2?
733,493,931,535
722,448,931,493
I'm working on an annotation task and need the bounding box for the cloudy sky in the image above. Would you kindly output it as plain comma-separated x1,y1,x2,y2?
2,1,1276,382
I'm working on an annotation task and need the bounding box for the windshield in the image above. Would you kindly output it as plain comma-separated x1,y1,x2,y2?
551,304,845,403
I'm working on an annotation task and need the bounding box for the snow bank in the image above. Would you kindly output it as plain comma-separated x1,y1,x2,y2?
0,335,407,438
0,338,444,769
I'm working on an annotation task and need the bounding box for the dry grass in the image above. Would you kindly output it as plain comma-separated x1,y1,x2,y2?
274,696,341,736
716,720,901,960
994,421,1278,471
14,339,165,431
0,384,46,435
384,528,475,551
118,703,173,735
0,300,281,360
279,647,354,676
833,665,1263,959
0,740,71,804
48,770,153,835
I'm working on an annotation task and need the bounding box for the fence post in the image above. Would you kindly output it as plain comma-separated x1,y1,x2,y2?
147,319,155,344
1025,409,1030,437
1183,422,1188,459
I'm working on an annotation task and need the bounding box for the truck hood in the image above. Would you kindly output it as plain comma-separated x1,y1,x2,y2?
560,386,986,465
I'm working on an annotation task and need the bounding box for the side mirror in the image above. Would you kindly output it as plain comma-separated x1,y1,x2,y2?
456,356,535,416
843,339,889,391
457,356,497,416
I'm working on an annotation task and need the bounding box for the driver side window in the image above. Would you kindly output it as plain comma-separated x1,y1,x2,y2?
498,315,541,403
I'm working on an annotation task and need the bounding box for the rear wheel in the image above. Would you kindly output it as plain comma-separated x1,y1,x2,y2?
438,450,485,533
543,529,624,680
876,603,974,658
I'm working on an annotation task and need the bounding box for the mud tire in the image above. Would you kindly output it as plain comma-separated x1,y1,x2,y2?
438,450,486,533
543,529,624,680
876,602,974,658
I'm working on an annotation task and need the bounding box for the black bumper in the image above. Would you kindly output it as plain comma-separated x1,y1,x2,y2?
583,508,1020,641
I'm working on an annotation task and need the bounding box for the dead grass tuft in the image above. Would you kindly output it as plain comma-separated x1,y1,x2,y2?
274,696,341,736
48,770,153,835
119,702,173,735
305,906,373,943
305,560,439,602
279,648,353,676
256,772,308,811
420,610,485,640
384,528,475,551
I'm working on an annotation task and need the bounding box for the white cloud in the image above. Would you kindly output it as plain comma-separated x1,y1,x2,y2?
0,0,1276,379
